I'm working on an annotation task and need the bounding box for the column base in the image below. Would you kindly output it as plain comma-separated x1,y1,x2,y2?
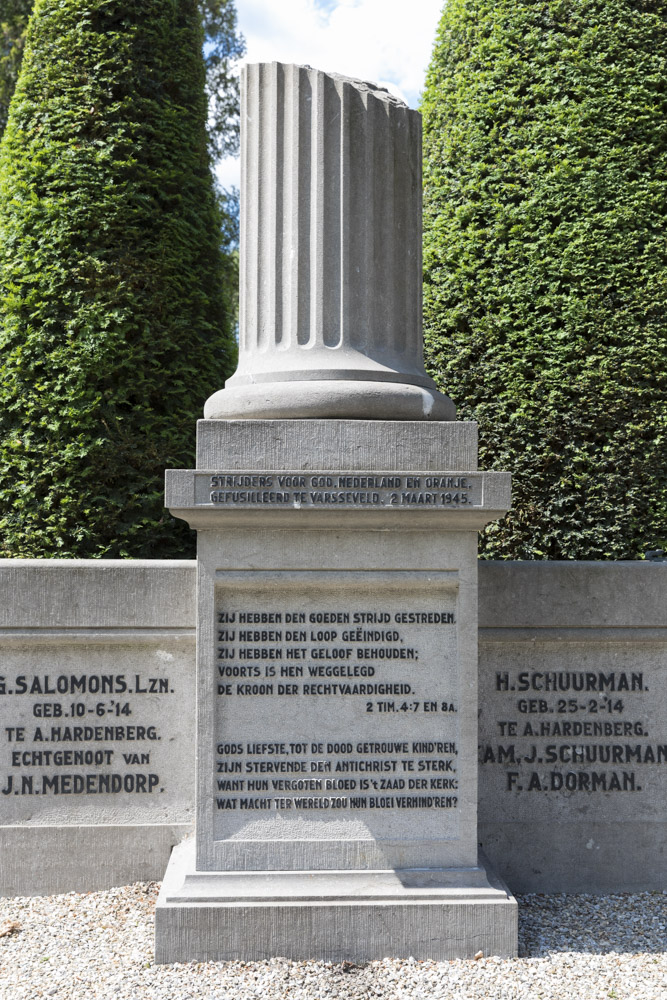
203,380,456,421
155,839,517,963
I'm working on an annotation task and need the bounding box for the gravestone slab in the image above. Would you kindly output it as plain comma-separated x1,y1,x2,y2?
477,561,667,892
0,560,195,895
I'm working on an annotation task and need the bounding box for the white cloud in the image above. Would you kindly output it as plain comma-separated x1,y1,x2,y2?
217,0,444,190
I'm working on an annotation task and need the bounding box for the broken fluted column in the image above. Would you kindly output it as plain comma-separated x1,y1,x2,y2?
204,62,455,421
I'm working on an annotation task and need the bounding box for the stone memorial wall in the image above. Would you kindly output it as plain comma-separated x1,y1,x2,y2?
0,560,195,895
478,561,667,893
1,559,664,897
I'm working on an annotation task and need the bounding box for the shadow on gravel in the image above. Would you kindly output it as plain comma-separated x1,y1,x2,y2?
517,892,667,957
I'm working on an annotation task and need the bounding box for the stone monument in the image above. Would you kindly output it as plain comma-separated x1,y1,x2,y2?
156,61,516,962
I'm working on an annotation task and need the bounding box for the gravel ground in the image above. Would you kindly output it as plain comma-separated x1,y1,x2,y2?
0,884,665,1000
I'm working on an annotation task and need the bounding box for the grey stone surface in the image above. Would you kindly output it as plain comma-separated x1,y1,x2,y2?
194,562,474,873
2,559,664,897
478,561,667,893
196,419,478,470
0,825,189,897
480,821,666,895
206,381,456,421
0,636,195,827
165,470,511,532
156,839,517,963
0,559,195,628
0,561,195,895
188,536,490,877
157,417,515,961
170,418,511,531
479,559,667,629
204,64,454,421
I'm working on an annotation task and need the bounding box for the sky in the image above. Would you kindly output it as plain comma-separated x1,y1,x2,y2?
216,0,445,189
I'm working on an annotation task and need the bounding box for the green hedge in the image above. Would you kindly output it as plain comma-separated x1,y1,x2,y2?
422,0,667,559
0,0,237,557
1,1,246,154
0,0,32,135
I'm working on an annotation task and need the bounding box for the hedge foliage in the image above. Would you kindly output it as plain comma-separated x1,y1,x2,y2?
0,0,32,135
0,0,237,557
0,0,245,155
422,0,667,559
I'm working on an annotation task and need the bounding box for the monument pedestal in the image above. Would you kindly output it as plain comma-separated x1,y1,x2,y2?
156,420,516,962
156,839,514,963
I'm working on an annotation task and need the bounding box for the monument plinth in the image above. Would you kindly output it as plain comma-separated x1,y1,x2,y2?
156,63,516,963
